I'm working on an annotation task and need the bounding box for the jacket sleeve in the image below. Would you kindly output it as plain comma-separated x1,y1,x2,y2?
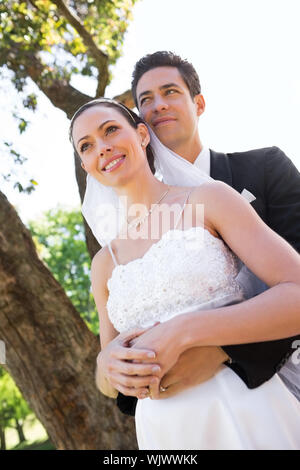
116,392,137,416
264,146,300,252
223,147,300,388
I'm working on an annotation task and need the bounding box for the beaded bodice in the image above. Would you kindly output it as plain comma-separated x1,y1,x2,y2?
106,225,243,332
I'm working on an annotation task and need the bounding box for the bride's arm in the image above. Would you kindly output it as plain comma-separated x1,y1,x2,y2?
177,181,300,349
91,250,119,398
91,248,159,399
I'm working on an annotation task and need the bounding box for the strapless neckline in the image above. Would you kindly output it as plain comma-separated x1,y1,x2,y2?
107,225,223,287
106,223,243,333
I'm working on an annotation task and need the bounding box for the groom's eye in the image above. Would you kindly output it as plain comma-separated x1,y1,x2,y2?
140,96,151,105
165,89,177,95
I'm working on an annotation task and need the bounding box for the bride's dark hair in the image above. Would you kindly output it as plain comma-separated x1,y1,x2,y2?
69,98,156,175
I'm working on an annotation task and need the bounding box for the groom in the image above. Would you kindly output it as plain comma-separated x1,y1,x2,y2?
100,51,300,415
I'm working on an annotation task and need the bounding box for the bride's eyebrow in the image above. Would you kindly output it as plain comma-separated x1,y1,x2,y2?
77,120,115,146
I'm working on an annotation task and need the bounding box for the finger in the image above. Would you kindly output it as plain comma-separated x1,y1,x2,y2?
156,373,180,390
149,321,161,328
117,384,151,399
127,338,141,348
113,372,159,389
119,326,154,344
155,381,184,400
119,322,162,346
118,361,161,377
148,377,160,399
127,321,163,347
114,346,156,361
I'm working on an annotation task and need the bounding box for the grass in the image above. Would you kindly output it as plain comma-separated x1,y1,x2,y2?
11,438,55,450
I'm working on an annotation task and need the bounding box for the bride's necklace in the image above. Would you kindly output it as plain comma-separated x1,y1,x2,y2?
127,185,171,231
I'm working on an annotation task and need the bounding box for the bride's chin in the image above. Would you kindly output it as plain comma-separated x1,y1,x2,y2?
90,170,129,188
89,170,109,185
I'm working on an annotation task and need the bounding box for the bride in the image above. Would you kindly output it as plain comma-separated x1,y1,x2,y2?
70,98,300,450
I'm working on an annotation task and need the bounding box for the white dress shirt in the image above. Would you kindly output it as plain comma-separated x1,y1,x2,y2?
193,146,210,175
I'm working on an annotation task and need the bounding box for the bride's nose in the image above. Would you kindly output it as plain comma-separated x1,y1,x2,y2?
99,145,112,157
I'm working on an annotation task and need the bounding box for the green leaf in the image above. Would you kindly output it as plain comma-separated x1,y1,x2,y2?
18,118,28,134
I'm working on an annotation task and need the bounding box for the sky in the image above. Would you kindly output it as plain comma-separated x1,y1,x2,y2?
1,0,300,225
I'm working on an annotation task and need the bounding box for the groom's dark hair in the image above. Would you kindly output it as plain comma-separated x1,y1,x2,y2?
131,51,201,108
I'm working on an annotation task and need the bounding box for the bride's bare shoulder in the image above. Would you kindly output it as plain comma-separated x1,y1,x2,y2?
188,181,238,237
92,245,110,265
91,245,114,282
189,180,237,205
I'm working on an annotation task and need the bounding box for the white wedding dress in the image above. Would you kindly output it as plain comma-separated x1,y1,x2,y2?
106,191,300,450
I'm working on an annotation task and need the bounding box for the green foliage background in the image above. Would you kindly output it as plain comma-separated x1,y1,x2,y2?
28,206,99,335
0,0,137,93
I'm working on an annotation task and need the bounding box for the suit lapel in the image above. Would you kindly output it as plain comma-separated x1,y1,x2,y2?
210,149,265,219
210,149,233,187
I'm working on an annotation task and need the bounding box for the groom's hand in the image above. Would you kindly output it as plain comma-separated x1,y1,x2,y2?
149,346,229,399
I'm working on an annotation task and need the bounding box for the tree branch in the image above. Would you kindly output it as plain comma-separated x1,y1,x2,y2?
5,44,92,119
113,89,135,109
50,0,109,96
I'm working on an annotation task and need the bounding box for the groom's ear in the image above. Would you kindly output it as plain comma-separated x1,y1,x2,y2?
137,123,150,147
194,94,205,117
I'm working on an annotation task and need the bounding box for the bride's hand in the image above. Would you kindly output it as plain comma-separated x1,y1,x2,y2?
98,326,161,399
128,318,187,387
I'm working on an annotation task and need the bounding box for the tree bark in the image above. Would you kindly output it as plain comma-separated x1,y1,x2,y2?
0,191,137,450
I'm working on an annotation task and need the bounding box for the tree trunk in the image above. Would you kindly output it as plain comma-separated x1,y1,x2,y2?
0,191,137,450
15,419,26,443
0,423,6,450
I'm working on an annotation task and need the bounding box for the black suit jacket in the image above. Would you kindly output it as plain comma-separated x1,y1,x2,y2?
116,146,300,416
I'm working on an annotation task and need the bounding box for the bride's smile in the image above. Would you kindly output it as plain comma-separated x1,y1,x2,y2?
73,105,149,183
71,101,174,215
99,154,126,173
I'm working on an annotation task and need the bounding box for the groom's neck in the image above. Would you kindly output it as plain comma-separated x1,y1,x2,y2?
167,135,203,165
